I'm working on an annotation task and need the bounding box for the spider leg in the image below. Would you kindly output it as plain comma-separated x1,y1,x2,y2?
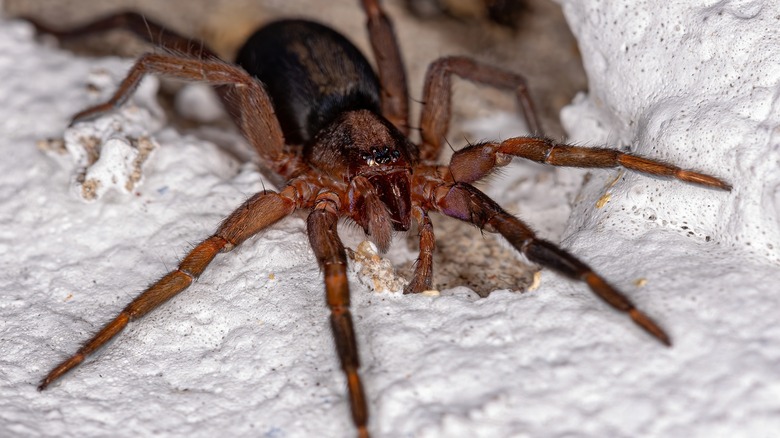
23,11,218,59
360,0,410,136
449,136,732,190
419,56,543,161
68,53,288,168
38,189,297,390
307,198,369,438
24,13,303,177
404,207,435,294
432,182,671,346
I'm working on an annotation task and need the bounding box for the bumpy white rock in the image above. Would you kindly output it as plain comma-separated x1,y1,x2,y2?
1,2,778,437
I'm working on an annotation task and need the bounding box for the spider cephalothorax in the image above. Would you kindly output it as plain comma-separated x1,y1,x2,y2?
29,1,730,437
306,108,416,246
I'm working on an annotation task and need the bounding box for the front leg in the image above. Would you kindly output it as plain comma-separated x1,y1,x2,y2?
39,188,297,390
449,137,732,190
307,198,370,438
433,182,672,346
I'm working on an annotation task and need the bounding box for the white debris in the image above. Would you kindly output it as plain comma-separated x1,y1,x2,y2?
36,66,165,201
348,240,408,293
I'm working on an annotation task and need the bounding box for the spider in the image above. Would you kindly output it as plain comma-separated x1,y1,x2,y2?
30,1,731,436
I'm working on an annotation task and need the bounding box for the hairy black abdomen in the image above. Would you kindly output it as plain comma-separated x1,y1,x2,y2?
236,20,381,145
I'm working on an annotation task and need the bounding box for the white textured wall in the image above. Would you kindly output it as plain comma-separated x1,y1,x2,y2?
558,0,780,262
1,1,779,437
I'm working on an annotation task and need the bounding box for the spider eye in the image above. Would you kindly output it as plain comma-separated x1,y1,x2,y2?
361,152,376,166
376,147,390,164
362,146,401,166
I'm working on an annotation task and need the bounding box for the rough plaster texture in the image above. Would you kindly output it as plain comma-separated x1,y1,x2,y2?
1,1,779,438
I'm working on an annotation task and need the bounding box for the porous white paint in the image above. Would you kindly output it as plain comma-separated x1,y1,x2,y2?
1,2,778,438
558,0,780,264
55,71,164,201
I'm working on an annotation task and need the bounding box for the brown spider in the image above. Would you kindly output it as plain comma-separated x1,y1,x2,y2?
30,1,731,437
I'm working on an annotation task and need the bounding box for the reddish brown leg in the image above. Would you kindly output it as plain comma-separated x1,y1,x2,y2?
360,0,410,136
38,189,297,390
449,137,732,190
307,199,369,438
23,11,218,59
419,56,543,161
404,207,435,294
433,182,672,346
23,12,301,176
68,53,288,167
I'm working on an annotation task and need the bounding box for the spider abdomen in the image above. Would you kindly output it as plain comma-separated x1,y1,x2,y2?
236,20,382,145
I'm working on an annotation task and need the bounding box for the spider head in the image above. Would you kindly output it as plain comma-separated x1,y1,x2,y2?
306,110,415,231
348,113,414,232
